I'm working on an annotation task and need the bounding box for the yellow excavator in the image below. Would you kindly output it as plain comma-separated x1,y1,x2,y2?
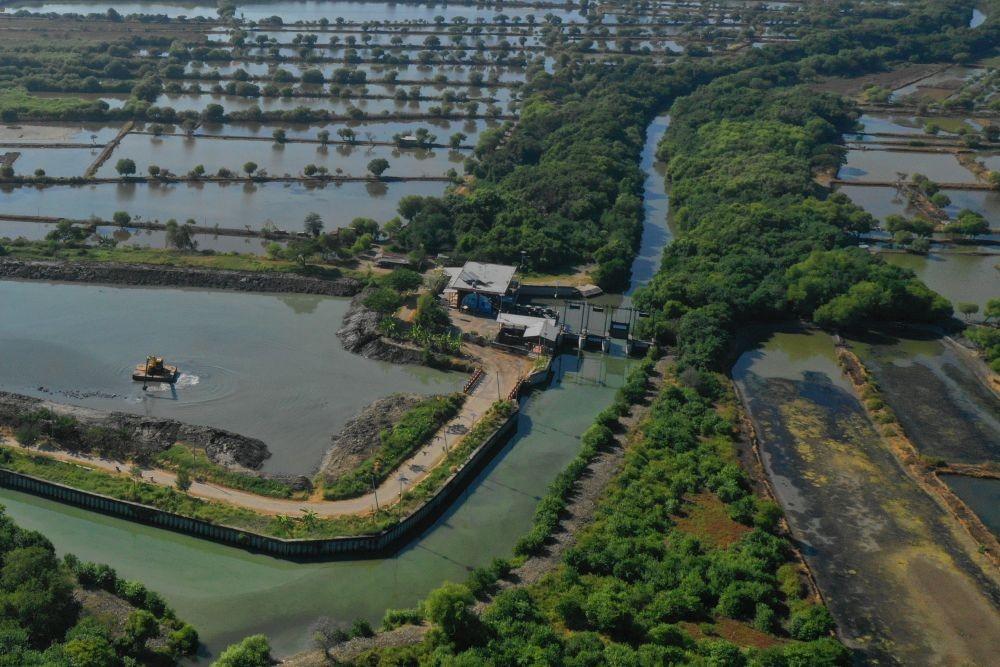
132,355,179,384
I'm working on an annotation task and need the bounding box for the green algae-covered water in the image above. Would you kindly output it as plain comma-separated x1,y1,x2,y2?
0,351,629,659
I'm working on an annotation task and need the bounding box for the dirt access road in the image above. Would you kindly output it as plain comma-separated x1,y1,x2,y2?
2,344,532,517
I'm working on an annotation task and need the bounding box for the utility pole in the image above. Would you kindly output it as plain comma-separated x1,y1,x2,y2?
372,458,381,513
496,371,502,400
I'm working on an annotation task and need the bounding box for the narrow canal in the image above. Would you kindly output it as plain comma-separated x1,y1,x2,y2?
0,114,674,658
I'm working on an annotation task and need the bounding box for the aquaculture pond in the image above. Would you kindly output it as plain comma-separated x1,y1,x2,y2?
185,61,528,84
836,183,912,221
838,148,975,183
890,65,986,102
3,146,101,178
2,0,220,16
100,134,466,178
193,117,501,142
941,475,1000,539
0,123,121,144
850,333,1000,465
0,281,464,474
853,113,982,137
3,0,588,22
0,350,631,659
0,218,283,254
0,179,448,230
880,251,999,317
135,92,471,116
838,182,1000,230
733,328,1000,665
939,187,1000,221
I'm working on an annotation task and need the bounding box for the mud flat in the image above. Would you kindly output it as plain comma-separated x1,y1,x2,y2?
851,332,1000,465
733,328,1000,664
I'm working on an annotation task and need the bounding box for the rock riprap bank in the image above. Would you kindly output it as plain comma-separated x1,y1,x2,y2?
318,393,424,482
337,291,441,366
0,390,269,470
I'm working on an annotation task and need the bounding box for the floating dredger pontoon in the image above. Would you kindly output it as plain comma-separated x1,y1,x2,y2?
132,356,179,383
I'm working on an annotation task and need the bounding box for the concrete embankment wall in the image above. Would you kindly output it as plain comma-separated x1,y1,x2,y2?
518,284,582,298
0,411,520,559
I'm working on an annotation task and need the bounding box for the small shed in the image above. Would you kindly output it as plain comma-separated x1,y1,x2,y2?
374,250,414,269
497,313,560,351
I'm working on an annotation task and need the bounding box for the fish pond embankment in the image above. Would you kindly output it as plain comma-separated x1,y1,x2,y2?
0,256,363,295
733,328,1000,665
0,390,270,470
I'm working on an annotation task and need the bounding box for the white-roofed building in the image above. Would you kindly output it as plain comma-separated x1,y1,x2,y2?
443,261,518,314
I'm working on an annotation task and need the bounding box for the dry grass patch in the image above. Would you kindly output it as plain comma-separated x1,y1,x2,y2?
681,619,786,650
673,492,752,549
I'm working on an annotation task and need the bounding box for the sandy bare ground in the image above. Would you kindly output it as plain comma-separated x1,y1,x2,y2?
2,344,531,518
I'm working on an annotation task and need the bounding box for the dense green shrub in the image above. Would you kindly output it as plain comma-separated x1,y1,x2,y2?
0,509,195,664
381,607,424,631
409,373,842,663
214,634,272,667
155,444,297,499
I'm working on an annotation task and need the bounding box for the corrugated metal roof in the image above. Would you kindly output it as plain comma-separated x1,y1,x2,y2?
446,261,517,295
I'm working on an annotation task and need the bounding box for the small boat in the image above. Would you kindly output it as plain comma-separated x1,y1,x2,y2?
132,355,179,383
